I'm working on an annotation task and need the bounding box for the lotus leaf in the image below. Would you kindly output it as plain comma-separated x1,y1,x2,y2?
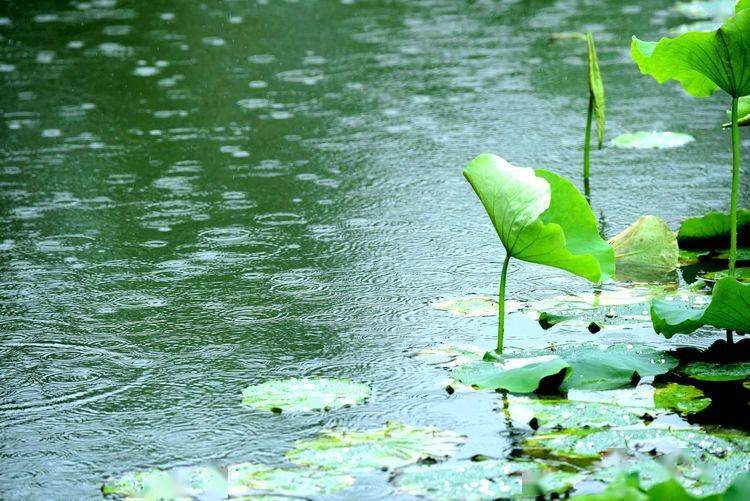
677,210,750,250
431,296,523,317
463,154,613,352
612,131,694,149
391,459,582,500
286,422,465,471
241,377,371,413
650,278,750,337
507,395,645,430
452,355,572,393
610,215,679,280
678,361,750,381
653,383,711,414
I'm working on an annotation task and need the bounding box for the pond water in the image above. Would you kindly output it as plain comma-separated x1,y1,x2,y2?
0,0,747,499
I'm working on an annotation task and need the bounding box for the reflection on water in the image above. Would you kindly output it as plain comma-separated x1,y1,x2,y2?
0,0,744,498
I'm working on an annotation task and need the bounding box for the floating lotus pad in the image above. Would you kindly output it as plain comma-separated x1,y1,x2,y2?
453,355,572,393
700,268,750,283
286,422,465,471
612,131,694,149
431,296,523,317
653,383,711,414
391,459,583,500
678,361,750,382
524,284,682,331
241,377,371,413
102,463,355,499
532,344,678,391
507,395,646,430
411,343,486,368
102,466,227,499
229,462,355,497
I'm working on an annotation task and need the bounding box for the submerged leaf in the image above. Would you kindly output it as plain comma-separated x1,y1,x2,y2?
286,422,465,471
587,33,605,148
431,296,523,317
651,278,750,337
653,383,711,414
631,9,750,98
678,361,750,382
392,459,581,500
612,131,694,149
463,154,614,282
452,356,572,393
610,215,679,280
241,377,371,413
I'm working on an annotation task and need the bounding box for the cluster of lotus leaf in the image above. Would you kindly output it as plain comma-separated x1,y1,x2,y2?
101,2,750,500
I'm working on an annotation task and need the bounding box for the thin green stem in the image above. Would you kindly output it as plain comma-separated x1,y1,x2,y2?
727,97,741,347
730,96,741,277
583,94,593,203
497,253,512,354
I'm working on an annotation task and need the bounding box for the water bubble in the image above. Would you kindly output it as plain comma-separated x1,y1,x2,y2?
67,40,84,49
202,37,225,47
42,129,62,138
248,80,268,89
102,25,131,36
133,66,159,77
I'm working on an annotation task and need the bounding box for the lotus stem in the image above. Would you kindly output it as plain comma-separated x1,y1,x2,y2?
727,97,741,347
583,94,594,203
497,253,512,354
730,96,741,277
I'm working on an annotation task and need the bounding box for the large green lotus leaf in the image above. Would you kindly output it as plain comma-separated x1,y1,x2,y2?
587,33,605,148
610,215,679,281
651,278,750,337
463,154,614,282
286,422,465,471
549,344,678,391
678,361,750,381
677,210,750,250
228,463,354,498
241,377,371,413
507,395,645,430
102,465,228,499
738,0,750,13
726,471,750,501
653,383,711,414
631,9,750,98
612,131,695,149
391,459,582,500
452,355,572,393
431,295,523,317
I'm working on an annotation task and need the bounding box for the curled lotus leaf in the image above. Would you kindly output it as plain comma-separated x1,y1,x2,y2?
241,377,371,413
286,421,465,471
612,131,694,149
631,8,750,99
677,210,750,250
650,278,750,337
452,355,572,393
610,215,679,281
463,154,614,282
587,32,605,148
391,459,582,500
